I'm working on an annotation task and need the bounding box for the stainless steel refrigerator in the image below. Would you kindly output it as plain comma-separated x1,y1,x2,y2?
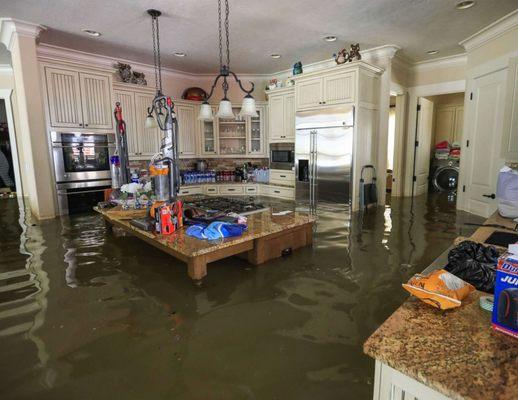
295,106,354,210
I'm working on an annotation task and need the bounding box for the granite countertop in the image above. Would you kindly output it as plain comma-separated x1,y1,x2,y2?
97,207,315,258
363,213,518,400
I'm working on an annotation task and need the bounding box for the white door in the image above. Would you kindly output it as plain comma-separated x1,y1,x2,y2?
44,67,83,128
413,97,434,196
134,93,160,157
296,77,322,110
176,104,197,157
322,72,355,105
268,95,284,141
460,70,506,217
113,90,138,157
79,72,113,130
284,93,295,141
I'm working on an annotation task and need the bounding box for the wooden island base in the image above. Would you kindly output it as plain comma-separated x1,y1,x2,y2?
97,208,315,281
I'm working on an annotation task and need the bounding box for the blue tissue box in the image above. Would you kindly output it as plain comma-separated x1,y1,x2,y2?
492,254,518,338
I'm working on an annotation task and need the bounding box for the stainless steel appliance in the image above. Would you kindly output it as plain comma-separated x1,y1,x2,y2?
295,106,354,209
51,131,115,215
270,143,294,170
51,131,116,183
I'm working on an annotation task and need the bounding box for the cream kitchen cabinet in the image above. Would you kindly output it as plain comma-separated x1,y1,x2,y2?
199,105,219,156
434,105,464,145
267,87,295,142
176,102,197,158
113,85,160,159
44,66,113,130
295,70,355,110
502,56,518,161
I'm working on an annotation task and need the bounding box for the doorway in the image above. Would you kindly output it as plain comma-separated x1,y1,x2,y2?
0,99,16,195
412,92,464,206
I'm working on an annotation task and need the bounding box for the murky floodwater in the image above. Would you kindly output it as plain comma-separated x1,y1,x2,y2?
0,194,483,399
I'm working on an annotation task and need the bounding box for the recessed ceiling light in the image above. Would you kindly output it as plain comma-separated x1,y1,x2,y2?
426,50,439,55
173,52,186,57
81,29,101,37
270,54,281,59
455,1,476,10
323,35,337,42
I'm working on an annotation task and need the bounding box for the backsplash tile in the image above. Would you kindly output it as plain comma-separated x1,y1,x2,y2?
129,158,269,172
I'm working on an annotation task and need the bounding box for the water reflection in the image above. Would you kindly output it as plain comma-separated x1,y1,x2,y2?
0,193,483,399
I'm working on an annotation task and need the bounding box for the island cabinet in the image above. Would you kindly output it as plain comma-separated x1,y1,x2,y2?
266,87,295,142
43,65,113,130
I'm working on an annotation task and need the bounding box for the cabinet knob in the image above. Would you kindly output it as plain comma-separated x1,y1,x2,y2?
85,124,89,127
79,123,83,127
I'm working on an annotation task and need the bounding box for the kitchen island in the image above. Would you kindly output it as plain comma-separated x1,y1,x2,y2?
96,199,315,281
364,213,518,400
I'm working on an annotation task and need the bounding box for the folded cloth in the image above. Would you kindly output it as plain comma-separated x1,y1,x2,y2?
435,140,450,149
435,148,450,153
450,141,461,149
186,221,247,240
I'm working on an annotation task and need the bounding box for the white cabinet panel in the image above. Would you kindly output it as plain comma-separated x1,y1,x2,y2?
200,106,218,155
113,90,138,156
44,67,83,128
79,72,113,129
134,93,160,157
250,105,266,155
219,185,244,195
269,95,285,141
453,107,463,143
204,185,219,195
176,104,197,157
323,72,355,105
269,169,295,187
284,93,295,141
178,186,203,196
296,77,322,110
434,107,456,144
502,56,518,160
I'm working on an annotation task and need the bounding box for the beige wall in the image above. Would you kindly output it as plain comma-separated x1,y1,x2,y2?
426,92,464,106
409,64,466,87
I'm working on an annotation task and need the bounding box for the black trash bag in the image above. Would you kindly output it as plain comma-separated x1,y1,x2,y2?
445,240,499,293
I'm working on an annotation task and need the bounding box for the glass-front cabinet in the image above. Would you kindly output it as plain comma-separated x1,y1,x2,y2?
200,105,218,155
197,102,267,157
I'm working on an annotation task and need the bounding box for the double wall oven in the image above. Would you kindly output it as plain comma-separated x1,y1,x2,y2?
51,131,115,215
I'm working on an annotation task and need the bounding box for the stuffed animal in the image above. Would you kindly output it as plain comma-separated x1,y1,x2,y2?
334,49,349,64
116,62,133,83
349,43,361,61
132,71,147,86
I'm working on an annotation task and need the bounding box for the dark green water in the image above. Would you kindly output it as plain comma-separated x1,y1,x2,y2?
0,194,483,399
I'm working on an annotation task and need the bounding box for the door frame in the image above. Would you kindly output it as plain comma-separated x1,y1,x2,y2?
403,80,466,199
389,85,407,197
0,88,23,195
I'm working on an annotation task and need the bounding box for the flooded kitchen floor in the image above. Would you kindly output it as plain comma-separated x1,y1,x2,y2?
0,194,484,400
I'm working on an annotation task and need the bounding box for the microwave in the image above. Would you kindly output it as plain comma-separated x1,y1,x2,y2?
270,143,294,170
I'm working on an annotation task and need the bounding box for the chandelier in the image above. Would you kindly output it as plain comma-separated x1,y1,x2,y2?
145,9,175,130
197,0,257,121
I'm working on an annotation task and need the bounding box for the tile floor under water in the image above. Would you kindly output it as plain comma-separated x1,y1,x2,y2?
0,194,484,400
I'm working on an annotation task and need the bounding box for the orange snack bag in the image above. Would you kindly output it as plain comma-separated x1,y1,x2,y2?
402,269,475,310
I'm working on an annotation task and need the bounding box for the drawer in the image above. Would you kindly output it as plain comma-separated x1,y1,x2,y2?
219,185,244,195
178,186,203,196
204,185,219,195
268,185,295,200
258,185,271,195
269,169,295,187
244,185,258,194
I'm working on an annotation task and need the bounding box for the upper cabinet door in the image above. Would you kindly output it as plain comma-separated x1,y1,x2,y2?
44,67,83,128
284,93,295,141
134,93,160,157
113,90,139,156
249,105,266,155
79,72,113,130
199,105,218,155
296,77,322,110
453,106,464,144
268,95,285,141
176,104,197,157
323,71,355,105
434,106,456,144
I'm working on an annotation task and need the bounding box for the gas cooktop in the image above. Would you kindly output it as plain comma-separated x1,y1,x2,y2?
184,196,269,216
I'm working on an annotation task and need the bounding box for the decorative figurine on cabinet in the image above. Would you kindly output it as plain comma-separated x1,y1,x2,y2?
334,49,349,64
293,62,303,75
349,43,362,61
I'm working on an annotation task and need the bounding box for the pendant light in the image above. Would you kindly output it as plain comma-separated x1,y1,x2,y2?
197,0,256,121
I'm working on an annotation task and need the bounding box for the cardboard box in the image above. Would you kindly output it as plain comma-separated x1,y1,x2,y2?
492,254,518,338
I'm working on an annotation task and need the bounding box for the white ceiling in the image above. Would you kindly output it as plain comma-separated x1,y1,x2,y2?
1,0,517,74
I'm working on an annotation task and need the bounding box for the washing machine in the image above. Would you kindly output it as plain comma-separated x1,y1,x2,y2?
429,159,459,192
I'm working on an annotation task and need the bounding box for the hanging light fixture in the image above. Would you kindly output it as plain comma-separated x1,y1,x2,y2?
145,9,177,131
197,0,257,121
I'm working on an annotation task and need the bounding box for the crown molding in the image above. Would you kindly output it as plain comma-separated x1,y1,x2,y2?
460,9,518,52
0,18,46,51
37,43,272,82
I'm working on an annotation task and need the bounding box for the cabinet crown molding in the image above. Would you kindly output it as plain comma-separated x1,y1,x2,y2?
0,18,46,51
459,9,518,52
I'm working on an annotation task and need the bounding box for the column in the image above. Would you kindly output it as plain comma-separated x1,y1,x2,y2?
0,18,56,219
